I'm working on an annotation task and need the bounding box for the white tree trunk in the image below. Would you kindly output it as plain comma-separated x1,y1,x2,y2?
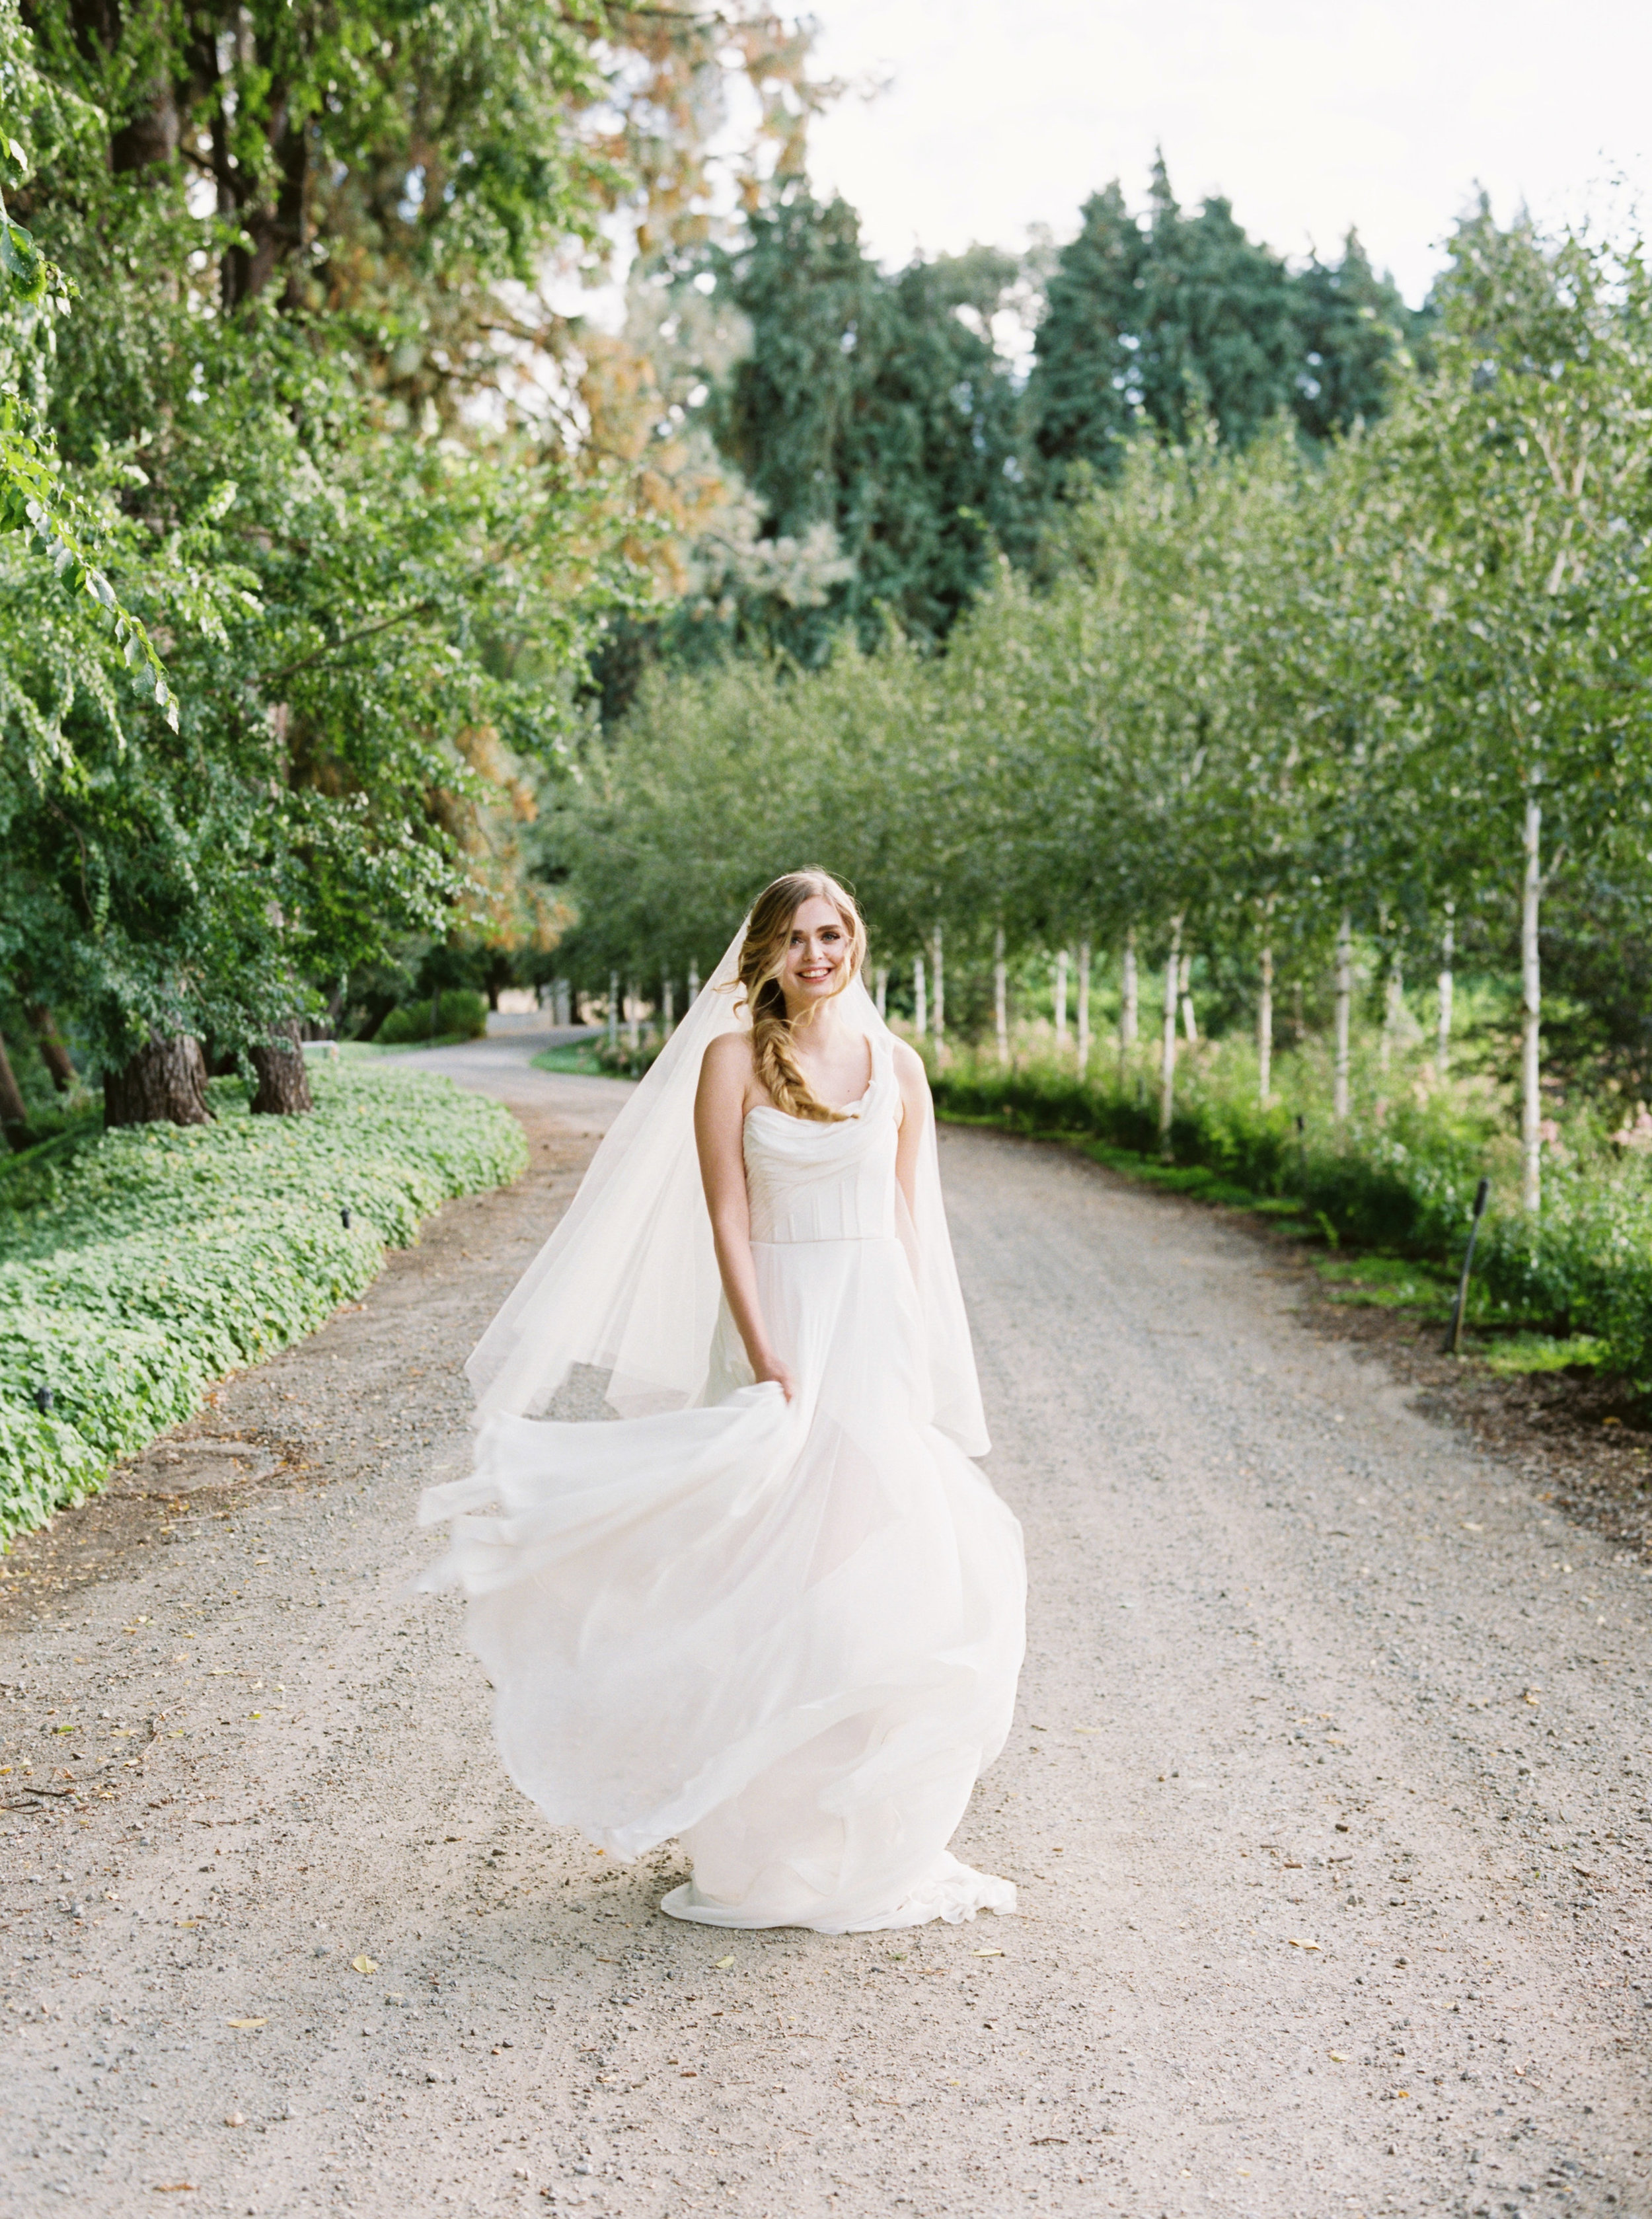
993,928,1008,1065
625,985,640,1052
1522,796,1542,1211
931,923,946,1063
1380,959,1404,1074
874,964,888,1020
1258,942,1273,1106
1179,951,1196,1041
1159,917,1182,1154
1437,903,1454,1078
1054,948,1069,1049
688,960,700,1008
1076,940,1091,1074
607,969,620,1051
1120,926,1139,1069
913,954,927,1041
1333,913,1352,1123
662,977,675,1034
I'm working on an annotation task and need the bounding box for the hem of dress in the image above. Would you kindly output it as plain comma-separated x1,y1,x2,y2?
657,1862,1017,1936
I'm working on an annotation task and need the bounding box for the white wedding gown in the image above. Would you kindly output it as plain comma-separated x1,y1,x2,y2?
418,1028,1025,1932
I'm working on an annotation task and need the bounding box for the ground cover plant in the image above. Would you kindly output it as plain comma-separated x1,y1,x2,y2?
0,1065,527,1540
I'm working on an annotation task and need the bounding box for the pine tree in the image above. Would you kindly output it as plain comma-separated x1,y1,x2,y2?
1135,157,1296,449
713,190,1026,648
1024,182,1143,490
1290,231,1410,439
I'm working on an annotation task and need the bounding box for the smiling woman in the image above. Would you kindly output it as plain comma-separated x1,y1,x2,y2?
420,870,1026,1934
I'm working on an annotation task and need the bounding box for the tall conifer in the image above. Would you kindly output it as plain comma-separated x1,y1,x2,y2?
1025,182,1143,490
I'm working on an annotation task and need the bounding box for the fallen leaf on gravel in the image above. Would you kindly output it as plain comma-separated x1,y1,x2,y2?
713,1955,734,1969
226,2018,267,2029
223,2113,245,2126
1524,1690,1542,1706
351,1954,377,1975
1073,1727,1100,1735
972,1948,1004,1957
679,2070,697,2078
1287,1938,1321,1951
1395,2087,1410,2098
151,2185,196,2194
1328,2050,1349,2062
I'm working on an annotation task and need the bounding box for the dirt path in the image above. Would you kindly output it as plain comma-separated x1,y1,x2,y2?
2,1040,1649,2219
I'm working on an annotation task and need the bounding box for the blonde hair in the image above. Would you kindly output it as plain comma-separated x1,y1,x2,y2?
736,870,869,1123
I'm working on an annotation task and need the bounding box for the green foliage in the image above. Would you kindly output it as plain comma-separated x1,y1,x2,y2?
0,0,826,1099
1291,232,1426,440
1025,183,1141,488
710,190,1031,650
1024,159,1416,495
0,1063,526,1538
1135,158,1297,450
375,989,488,1043
930,1048,1652,1383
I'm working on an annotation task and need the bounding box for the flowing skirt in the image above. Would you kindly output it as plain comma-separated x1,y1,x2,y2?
418,1232,1025,1932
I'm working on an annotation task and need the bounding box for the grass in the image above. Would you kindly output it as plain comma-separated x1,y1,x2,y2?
1480,1334,1611,1377
531,1040,614,1076
1315,1254,1459,1317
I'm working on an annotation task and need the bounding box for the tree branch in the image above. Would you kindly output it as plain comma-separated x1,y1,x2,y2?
266,602,439,684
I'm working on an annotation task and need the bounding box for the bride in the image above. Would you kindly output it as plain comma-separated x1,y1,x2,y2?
418,870,1026,1933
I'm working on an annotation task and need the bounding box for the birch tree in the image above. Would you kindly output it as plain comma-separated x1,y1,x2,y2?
1393,215,1652,1206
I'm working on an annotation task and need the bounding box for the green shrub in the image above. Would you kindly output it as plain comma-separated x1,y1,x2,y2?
375,988,488,1044
0,1065,527,1540
931,1048,1652,1384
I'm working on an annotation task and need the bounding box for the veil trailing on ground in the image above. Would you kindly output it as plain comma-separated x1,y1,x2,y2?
465,924,989,1457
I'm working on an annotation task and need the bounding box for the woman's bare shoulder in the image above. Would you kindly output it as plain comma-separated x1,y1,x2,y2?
889,1037,930,1093
700,1030,756,1088
889,1038,930,1128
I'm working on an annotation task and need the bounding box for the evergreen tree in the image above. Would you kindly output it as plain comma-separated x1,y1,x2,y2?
1290,231,1410,438
713,189,1026,650
1135,157,1296,449
1024,182,1143,490
1025,167,1420,480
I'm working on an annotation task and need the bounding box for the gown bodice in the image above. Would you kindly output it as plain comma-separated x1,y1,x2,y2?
741,1032,899,1245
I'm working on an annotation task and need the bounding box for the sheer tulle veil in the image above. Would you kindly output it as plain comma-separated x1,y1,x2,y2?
466,922,989,1457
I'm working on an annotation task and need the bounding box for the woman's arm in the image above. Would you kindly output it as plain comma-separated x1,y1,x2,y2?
694,1033,795,1400
891,1038,930,1219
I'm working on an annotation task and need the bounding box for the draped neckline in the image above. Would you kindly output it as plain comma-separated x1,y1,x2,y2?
743,1030,883,1127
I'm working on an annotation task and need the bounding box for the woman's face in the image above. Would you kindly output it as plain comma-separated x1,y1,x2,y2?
779,895,854,1010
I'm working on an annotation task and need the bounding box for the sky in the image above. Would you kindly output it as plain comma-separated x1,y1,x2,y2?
801,0,1652,307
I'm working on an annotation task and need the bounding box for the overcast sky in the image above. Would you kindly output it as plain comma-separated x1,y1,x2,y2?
801,0,1651,306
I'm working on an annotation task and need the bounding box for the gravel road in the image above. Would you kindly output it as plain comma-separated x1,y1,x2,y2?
2,1035,1649,2219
